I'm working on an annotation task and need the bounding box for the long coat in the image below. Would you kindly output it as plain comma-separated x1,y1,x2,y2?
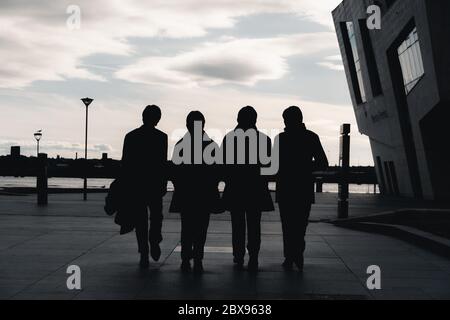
169,132,224,214
275,124,328,205
121,125,168,203
220,127,274,212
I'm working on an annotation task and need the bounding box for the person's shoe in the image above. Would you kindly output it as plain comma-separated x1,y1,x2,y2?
150,243,161,262
294,257,304,272
193,259,204,274
282,259,294,271
139,254,150,269
181,260,191,273
247,257,259,273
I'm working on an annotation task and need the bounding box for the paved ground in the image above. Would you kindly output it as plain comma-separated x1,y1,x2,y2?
1,193,450,300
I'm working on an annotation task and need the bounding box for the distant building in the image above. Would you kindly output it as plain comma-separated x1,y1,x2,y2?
10,146,20,159
333,0,450,200
102,153,108,161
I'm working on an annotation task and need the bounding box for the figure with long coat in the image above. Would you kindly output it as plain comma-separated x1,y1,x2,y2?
121,105,168,269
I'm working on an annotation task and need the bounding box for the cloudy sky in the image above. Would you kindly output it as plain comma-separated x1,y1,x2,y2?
0,0,373,165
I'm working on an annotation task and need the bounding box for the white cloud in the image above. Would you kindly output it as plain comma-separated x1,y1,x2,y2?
0,0,342,89
317,55,344,71
115,33,337,86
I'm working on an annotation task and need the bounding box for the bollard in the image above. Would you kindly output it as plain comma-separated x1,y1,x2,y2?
37,153,48,206
316,179,323,193
338,124,350,219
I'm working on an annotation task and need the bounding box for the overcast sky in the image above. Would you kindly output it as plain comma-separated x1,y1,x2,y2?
0,0,373,165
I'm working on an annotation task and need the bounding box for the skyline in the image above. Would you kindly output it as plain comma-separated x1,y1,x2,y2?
0,0,373,165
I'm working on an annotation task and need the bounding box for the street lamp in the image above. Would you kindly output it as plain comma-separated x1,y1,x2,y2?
81,97,94,201
34,130,42,156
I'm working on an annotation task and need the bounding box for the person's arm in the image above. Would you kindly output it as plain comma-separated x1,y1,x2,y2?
121,134,131,169
162,133,169,186
218,137,227,183
162,133,168,174
312,134,328,172
272,134,280,178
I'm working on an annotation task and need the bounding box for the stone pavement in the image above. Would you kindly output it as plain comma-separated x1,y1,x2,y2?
1,193,450,300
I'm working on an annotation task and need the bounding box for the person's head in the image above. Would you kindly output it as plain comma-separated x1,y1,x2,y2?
142,105,162,127
186,110,205,134
282,106,303,128
237,106,257,130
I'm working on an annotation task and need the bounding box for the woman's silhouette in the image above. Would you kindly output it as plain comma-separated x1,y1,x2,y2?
169,111,223,273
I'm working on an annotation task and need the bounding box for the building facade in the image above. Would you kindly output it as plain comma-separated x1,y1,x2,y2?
333,0,450,200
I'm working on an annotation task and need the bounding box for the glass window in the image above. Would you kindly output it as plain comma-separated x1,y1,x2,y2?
397,27,424,94
346,22,367,103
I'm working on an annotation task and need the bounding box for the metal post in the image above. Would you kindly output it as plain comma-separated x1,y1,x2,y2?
81,97,93,201
37,153,48,206
83,105,88,201
316,179,323,193
338,124,350,219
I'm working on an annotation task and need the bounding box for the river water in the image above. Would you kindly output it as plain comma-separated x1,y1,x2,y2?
0,177,379,194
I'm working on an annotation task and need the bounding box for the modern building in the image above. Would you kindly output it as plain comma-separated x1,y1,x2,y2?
333,0,450,200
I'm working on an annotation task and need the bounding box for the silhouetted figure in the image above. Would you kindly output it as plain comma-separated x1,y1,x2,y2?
221,106,274,272
170,111,223,274
274,106,328,271
122,105,168,269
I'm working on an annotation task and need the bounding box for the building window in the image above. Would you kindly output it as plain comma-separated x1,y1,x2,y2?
346,22,367,103
397,27,425,94
359,19,382,96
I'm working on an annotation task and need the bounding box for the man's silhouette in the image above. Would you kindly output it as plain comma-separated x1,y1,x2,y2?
274,106,328,271
169,111,223,273
122,105,168,268
221,106,274,272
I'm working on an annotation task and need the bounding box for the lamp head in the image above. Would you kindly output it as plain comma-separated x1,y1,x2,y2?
81,97,94,107
34,130,42,141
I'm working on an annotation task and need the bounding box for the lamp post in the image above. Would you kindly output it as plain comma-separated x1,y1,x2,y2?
81,97,94,201
34,130,42,156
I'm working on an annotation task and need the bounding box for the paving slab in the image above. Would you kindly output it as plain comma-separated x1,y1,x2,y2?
1,193,449,300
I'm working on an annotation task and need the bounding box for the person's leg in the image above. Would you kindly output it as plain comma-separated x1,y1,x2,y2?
299,203,312,255
231,211,246,265
148,198,163,261
279,203,294,269
293,203,312,270
135,206,149,268
193,212,210,261
180,212,194,265
193,212,210,273
279,203,290,259
246,210,262,271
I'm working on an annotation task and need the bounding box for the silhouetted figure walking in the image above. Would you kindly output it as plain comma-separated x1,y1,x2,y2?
170,111,223,274
221,106,274,272
122,105,168,269
274,106,328,271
